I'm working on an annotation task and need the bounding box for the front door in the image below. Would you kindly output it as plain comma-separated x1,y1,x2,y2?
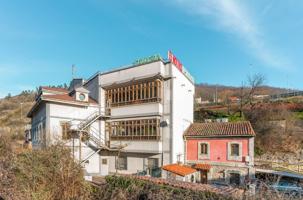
101,157,109,176
200,170,208,184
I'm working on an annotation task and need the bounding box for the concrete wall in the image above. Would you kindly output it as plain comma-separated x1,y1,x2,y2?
107,152,162,174
171,63,194,163
110,103,162,118
100,61,165,86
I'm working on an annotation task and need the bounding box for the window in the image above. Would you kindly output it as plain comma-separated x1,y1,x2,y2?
79,93,86,101
200,143,208,155
147,158,159,169
61,122,72,140
198,142,210,159
227,142,242,161
117,157,127,170
106,79,162,107
230,144,240,156
107,118,160,140
102,159,107,165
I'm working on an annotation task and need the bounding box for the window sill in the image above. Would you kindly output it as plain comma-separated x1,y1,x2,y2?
227,156,242,161
198,155,210,160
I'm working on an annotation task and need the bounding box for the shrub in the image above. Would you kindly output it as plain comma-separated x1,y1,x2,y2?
15,144,92,200
1,134,93,200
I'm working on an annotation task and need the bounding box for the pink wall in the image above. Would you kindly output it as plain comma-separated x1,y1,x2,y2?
186,138,249,163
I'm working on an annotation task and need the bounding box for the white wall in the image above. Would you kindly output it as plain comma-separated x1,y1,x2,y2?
100,61,165,86
110,103,162,118
171,64,194,164
48,103,102,175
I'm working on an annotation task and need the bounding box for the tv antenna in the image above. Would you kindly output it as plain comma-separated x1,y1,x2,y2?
72,65,76,79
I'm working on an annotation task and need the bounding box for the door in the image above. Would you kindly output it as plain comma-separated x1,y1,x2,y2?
200,170,208,184
229,173,240,186
101,157,109,176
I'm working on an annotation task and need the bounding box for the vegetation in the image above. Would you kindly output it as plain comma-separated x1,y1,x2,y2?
93,175,231,200
0,91,35,140
0,133,92,200
294,111,303,120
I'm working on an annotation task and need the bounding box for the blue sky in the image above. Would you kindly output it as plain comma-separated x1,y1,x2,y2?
0,0,303,97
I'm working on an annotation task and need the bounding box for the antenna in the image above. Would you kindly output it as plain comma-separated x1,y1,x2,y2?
72,65,76,79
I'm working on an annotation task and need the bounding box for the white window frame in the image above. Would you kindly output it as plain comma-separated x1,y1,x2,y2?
227,141,242,161
198,141,210,160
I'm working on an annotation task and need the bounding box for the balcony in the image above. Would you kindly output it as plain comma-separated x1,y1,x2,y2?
105,79,162,108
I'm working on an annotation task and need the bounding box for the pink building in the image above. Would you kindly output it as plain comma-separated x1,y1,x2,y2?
184,121,255,186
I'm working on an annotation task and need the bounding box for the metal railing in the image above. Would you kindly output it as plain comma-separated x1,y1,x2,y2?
255,159,303,174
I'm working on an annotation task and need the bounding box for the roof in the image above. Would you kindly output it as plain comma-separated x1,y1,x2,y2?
27,93,98,117
41,86,69,93
162,164,197,177
42,94,98,104
184,121,255,137
193,163,211,171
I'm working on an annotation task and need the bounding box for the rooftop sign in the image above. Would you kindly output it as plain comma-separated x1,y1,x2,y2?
133,54,162,66
168,50,194,83
168,50,183,72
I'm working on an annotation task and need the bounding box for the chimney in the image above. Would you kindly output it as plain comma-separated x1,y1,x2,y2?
68,78,85,91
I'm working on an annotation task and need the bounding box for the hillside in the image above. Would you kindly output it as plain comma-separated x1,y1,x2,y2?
195,83,292,101
0,91,35,139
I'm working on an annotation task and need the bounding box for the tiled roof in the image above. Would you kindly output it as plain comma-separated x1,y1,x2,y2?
184,121,255,137
41,86,69,93
162,164,197,177
193,163,211,171
42,94,98,105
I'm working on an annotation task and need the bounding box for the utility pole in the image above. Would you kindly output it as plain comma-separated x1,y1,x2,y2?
215,84,218,104
20,102,23,121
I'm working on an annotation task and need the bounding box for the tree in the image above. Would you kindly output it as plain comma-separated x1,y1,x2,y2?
239,73,266,117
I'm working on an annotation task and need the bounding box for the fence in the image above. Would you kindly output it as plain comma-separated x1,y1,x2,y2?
255,159,303,174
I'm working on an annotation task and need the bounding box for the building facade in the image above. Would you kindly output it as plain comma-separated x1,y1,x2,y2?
27,53,195,177
184,121,255,186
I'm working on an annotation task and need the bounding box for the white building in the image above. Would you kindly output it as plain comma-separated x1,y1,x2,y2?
27,52,195,177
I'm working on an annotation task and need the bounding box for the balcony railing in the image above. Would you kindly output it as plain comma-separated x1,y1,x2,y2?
110,135,160,141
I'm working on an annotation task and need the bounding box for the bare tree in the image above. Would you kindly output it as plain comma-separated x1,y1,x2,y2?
239,73,266,117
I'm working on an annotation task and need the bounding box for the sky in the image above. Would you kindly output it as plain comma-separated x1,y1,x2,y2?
0,0,303,97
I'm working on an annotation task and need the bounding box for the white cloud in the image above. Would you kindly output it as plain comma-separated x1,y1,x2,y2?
175,0,292,70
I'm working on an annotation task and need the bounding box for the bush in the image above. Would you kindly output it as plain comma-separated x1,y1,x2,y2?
95,175,230,200
0,135,92,200
15,144,92,200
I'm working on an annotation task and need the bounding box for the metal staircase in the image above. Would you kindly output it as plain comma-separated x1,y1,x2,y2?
73,111,127,164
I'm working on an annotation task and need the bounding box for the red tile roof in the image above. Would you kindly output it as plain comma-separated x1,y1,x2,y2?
162,164,197,177
184,121,255,137
41,86,68,93
193,163,211,171
42,94,98,105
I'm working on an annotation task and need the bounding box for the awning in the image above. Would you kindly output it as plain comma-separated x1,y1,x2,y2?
194,163,211,171
162,164,197,177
